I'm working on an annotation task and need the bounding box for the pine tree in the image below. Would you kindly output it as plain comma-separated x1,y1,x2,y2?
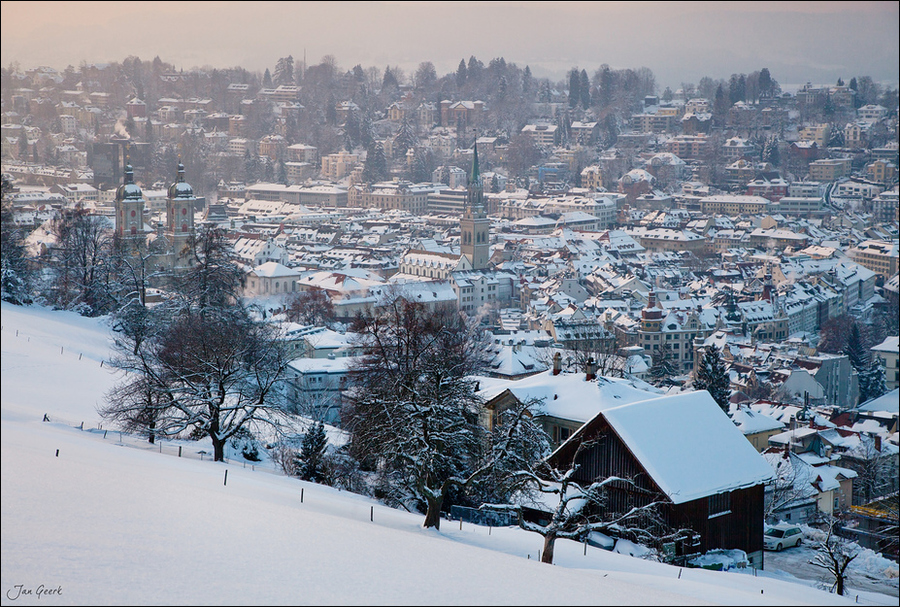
456,59,467,89
844,323,869,373
296,421,328,483
362,141,387,184
568,68,580,109
393,114,417,160
858,358,887,405
693,346,731,414
522,66,533,97
1,174,32,304
649,343,678,386
273,55,294,87
579,69,591,109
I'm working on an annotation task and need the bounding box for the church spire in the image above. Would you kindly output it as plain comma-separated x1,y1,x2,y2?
467,136,484,212
471,138,481,187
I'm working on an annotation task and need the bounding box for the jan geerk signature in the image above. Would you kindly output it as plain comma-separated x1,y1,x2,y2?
6,584,63,600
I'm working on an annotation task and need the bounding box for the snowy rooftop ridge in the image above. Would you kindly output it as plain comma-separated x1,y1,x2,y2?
600,391,776,505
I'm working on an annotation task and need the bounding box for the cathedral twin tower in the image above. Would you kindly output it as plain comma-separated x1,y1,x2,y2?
115,162,197,267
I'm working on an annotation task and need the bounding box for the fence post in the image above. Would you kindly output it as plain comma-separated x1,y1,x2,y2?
103,430,107,439
301,488,304,503
178,446,182,457
370,506,373,522
223,470,228,486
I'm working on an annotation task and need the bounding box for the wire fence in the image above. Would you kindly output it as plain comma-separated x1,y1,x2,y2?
39,412,284,475
2,323,286,473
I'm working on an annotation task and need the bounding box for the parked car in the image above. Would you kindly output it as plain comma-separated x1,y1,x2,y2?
764,524,803,551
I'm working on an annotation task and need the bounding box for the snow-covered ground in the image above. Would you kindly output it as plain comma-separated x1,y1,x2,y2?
1,301,896,606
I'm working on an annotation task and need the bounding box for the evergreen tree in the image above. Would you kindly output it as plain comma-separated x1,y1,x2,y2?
758,68,774,98
568,68,580,109
693,346,731,414
273,55,294,87
393,114,417,160
762,136,780,167
844,323,869,373
713,84,729,127
649,343,678,386
579,69,591,109
296,421,328,483
858,359,888,405
456,59,467,89
362,141,387,184
466,56,483,84
1,175,32,304
262,68,273,88
522,65,533,97
382,67,398,91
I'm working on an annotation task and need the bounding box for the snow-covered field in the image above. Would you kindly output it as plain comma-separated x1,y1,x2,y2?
1,302,895,606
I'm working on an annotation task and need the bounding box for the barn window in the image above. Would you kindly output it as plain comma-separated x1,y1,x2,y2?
708,491,731,519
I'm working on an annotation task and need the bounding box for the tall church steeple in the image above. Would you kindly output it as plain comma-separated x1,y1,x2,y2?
115,162,145,239
166,161,196,265
460,138,490,270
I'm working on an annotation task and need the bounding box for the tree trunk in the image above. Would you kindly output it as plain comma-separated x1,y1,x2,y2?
835,572,844,596
542,532,557,564
423,494,442,530
212,435,226,462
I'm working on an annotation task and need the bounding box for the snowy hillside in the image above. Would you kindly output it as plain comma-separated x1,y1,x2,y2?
0,302,892,606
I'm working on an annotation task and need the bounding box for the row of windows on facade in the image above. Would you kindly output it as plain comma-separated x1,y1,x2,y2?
249,279,299,293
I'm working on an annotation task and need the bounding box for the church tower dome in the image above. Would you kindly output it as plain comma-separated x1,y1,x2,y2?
167,161,194,200
166,161,196,263
115,163,145,238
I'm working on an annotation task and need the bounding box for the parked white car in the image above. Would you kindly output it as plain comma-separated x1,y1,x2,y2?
764,524,803,551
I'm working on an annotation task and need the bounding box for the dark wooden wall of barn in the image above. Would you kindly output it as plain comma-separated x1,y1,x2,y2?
564,420,765,556
672,485,765,555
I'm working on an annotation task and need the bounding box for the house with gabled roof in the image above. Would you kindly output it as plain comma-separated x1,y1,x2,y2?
548,390,774,568
477,362,662,447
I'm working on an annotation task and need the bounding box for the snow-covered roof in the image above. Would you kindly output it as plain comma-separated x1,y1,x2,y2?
478,370,661,425
871,336,898,354
731,405,784,435
252,261,299,278
600,391,775,504
857,388,899,414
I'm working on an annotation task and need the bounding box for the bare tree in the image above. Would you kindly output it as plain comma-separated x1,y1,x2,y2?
101,305,291,461
285,287,335,327
492,438,682,565
809,519,859,596
764,450,817,521
344,297,487,529
46,206,114,316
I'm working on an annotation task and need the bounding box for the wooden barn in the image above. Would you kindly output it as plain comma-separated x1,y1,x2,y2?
549,390,774,568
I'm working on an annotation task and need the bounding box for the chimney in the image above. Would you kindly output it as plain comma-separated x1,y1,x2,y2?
585,357,597,382
552,352,562,376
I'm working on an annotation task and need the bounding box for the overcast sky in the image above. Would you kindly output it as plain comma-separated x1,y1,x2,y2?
2,1,898,90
